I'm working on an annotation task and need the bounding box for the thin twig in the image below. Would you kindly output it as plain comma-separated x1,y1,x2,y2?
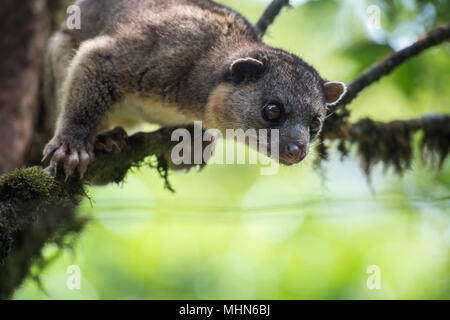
256,0,290,37
329,23,450,113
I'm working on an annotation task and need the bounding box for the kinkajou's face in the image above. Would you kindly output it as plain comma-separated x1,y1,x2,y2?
205,50,346,165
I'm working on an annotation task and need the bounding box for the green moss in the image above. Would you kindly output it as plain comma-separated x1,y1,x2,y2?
0,167,56,200
0,167,85,263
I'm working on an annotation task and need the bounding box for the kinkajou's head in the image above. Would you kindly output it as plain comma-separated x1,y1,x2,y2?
204,47,346,165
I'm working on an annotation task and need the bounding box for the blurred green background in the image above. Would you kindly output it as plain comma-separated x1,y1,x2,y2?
14,0,450,299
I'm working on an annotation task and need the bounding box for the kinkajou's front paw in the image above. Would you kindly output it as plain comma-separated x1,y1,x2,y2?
43,134,95,179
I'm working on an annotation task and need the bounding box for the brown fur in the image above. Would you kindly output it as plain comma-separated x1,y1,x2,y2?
43,0,345,177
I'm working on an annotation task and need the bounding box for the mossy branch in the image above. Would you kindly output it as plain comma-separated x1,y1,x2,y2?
82,129,176,185
0,127,177,296
1,128,176,247
319,114,450,175
0,166,86,298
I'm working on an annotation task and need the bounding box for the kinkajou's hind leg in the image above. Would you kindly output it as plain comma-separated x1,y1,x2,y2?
94,126,128,154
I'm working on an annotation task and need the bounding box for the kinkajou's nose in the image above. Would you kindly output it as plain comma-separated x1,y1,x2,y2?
285,143,307,163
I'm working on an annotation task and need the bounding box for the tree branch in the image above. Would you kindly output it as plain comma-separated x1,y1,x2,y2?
0,128,176,262
83,129,177,186
0,127,178,299
256,0,290,37
320,114,450,174
329,23,450,113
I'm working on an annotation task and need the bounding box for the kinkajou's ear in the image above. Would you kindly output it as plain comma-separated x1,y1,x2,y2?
323,81,347,106
228,57,266,83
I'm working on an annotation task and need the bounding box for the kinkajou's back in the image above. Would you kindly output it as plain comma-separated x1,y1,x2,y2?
63,0,257,42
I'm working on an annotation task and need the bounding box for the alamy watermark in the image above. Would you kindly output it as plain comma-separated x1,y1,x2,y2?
366,265,381,290
66,265,81,290
67,5,81,30
171,121,280,175
366,5,381,30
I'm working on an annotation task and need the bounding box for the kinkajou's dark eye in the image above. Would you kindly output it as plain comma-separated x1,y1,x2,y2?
310,116,322,134
263,103,283,122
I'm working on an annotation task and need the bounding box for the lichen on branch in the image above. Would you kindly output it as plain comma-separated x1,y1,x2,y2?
319,114,450,176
